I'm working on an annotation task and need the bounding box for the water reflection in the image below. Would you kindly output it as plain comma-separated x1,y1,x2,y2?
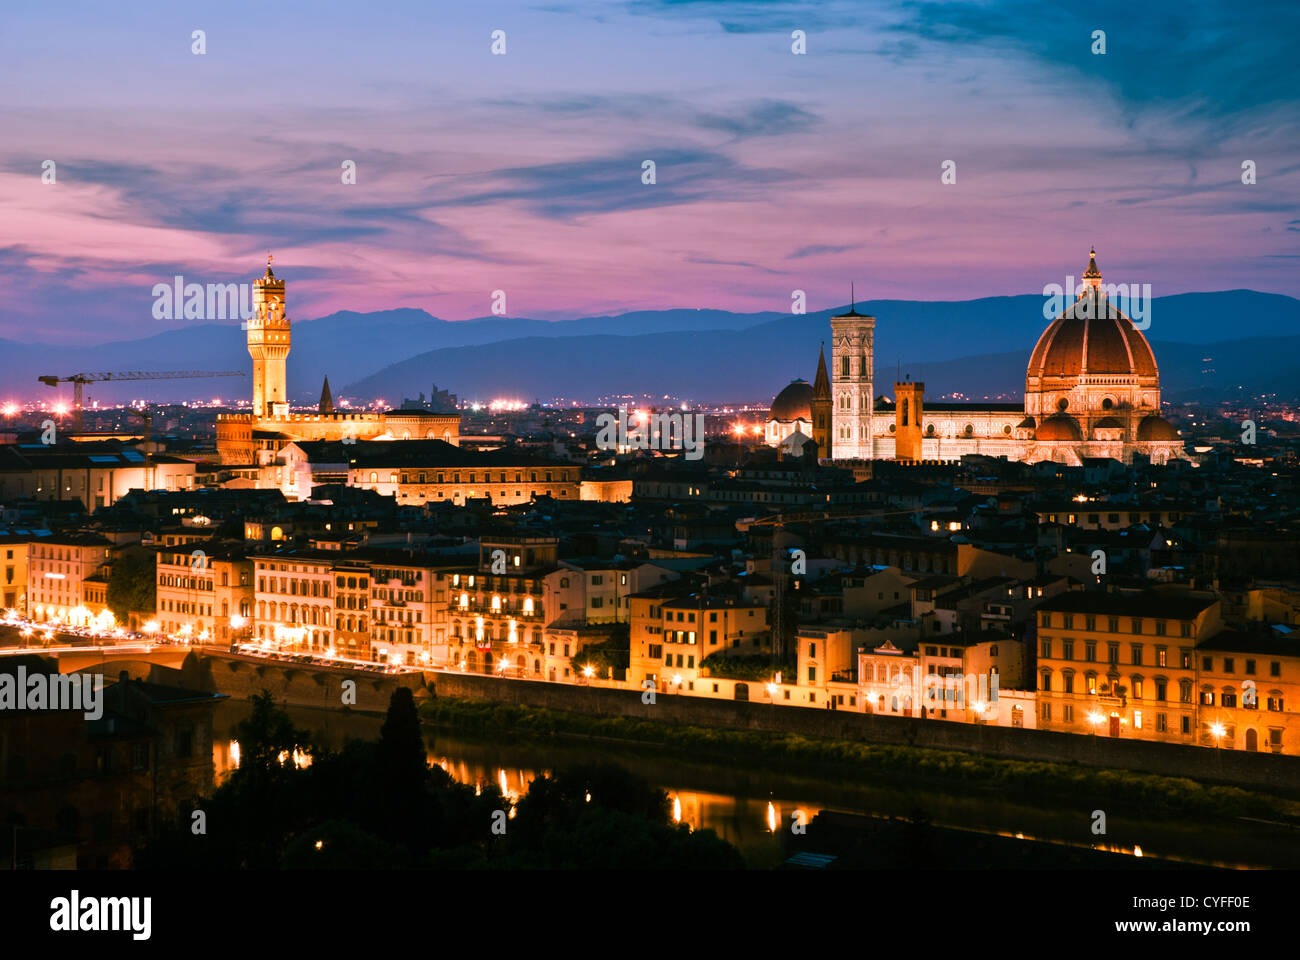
210,702,1291,869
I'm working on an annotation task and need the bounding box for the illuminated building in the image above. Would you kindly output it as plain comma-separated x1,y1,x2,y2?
154,544,254,642
0,445,197,514
343,440,581,506
447,538,556,678
216,259,460,464
1195,630,1300,754
767,250,1188,465
1035,593,1220,743
628,590,770,695
0,536,31,613
26,535,114,625
251,552,341,651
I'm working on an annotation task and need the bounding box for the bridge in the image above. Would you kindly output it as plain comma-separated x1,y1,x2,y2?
0,642,193,675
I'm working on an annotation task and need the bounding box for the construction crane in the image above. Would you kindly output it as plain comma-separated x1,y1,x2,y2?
37,370,244,432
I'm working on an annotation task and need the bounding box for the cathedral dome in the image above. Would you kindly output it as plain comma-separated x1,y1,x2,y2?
769,379,814,422
1027,250,1157,380
1137,416,1180,441
1028,307,1157,378
1036,413,1082,441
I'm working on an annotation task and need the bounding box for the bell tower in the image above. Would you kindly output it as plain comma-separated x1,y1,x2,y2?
246,254,290,418
894,378,924,461
830,286,875,459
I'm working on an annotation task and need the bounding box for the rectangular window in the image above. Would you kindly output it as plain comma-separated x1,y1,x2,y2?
1131,644,1143,666
1040,638,1052,658
1062,639,1074,660
1156,713,1167,733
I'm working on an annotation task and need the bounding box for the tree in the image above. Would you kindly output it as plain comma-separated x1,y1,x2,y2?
106,547,156,624
377,686,428,795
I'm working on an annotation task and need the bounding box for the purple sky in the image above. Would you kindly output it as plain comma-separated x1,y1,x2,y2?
2,0,1298,344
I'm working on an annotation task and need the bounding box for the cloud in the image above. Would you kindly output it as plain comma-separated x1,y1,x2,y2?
694,99,820,138
786,243,860,259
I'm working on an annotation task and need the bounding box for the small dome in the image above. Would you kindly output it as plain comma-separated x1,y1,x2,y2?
1036,413,1082,442
769,380,814,423
1094,416,1123,429
1017,416,1036,429
1137,416,1180,441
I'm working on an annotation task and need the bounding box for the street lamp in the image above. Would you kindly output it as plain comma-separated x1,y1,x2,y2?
1211,722,1226,748
1087,711,1104,736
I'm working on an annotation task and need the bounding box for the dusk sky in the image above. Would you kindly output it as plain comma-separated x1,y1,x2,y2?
3,0,1298,344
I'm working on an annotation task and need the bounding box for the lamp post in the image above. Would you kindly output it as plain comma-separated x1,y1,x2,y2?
1087,710,1104,736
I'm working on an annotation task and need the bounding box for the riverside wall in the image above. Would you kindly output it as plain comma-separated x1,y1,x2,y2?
186,652,1300,792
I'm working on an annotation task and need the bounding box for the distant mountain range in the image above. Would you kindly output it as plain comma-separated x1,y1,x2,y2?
2,291,1297,405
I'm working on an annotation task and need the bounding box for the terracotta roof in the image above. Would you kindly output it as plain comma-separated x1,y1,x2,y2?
1036,414,1082,442
769,380,813,423
1028,307,1158,378
1137,416,1180,441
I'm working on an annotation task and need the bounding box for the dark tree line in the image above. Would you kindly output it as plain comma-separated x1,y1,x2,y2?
140,688,744,870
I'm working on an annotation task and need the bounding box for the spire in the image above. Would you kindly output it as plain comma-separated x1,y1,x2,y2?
319,375,335,413
851,282,855,312
265,251,276,281
813,342,830,398
1081,244,1102,278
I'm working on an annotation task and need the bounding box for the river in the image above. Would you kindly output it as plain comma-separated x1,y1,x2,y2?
211,701,1299,869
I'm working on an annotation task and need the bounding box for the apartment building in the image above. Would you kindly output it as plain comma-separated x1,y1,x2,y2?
447,537,556,677
155,542,254,642
251,550,339,650
0,536,31,612
1035,591,1221,743
629,588,770,694
27,535,113,624
1196,629,1300,754
368,553,459,667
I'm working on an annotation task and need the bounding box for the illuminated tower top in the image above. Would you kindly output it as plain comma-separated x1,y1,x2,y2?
1080,246,1102,294
247,254,291,418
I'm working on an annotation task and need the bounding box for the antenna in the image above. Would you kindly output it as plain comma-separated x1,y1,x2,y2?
851,282,855,312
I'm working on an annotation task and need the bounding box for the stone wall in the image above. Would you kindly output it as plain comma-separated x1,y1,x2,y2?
426,671,1300,793
183,651,425,714
188,652,1300,791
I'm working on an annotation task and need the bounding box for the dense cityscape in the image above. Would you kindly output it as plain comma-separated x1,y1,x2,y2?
3,253,1299,882
5,0,1298,945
